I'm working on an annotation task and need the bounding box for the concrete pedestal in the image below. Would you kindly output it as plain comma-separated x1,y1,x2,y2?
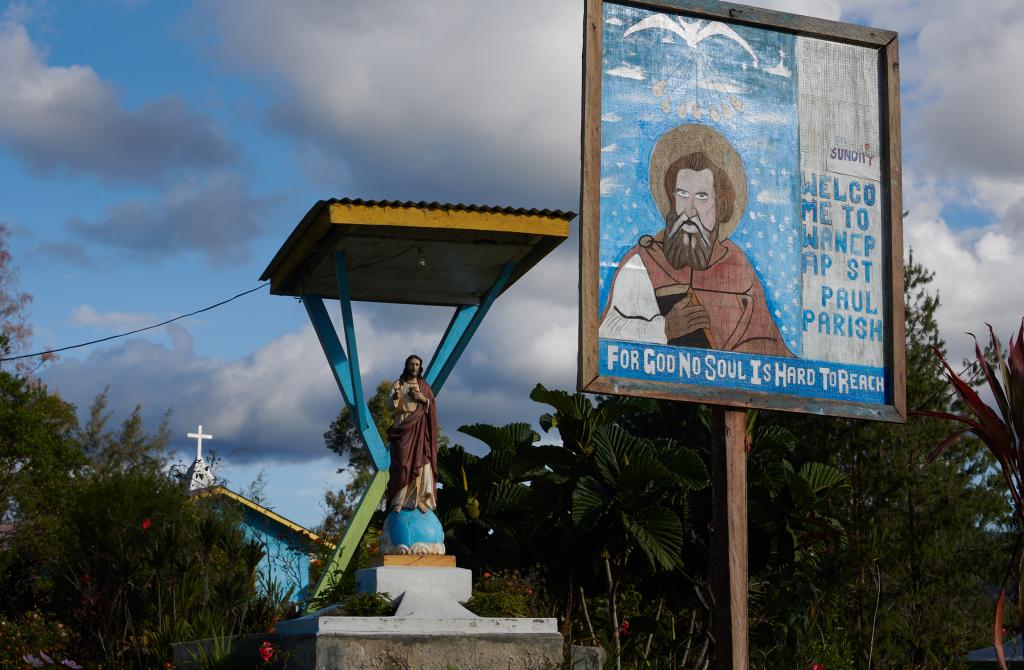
173,628,563,670
173,565,562,669
356,565,474,617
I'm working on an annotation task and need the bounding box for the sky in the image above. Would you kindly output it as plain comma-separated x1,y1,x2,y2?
3,0,1023,528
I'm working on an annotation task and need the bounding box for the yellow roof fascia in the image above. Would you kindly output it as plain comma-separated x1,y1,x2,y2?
327,202,571,238
195,486,335,550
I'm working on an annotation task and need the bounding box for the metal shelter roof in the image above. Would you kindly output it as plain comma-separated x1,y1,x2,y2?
260,199,575,306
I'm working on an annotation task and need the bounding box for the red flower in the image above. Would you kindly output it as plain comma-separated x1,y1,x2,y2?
618,619,630,636
163,662,174,669
141,518,152,530
482,572,492,578
258,641,273,663
811,664,824,670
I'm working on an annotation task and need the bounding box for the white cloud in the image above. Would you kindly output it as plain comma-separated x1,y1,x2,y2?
189,0,582,207
0,20,237,181
601,143,618,153
60,173,280,265
601,112,622,122
971,177,1024,219
914,3,1024,179
70,305,155,332
601,176,619,195
753,0,841,21
906,215,1024,363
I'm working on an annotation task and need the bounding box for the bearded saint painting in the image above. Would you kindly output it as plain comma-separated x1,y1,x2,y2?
599,124,792,358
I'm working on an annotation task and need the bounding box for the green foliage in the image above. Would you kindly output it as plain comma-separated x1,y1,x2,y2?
434,387,711,667
0,368,289,668
339,592,396,617
465,570,549,618
306,524,382,612
321,380,392,531
0,610,77,668
0,372,82,612
78,388,171,474
187,628,235,670
435,422,540,570
53,468,276,667
917,308,1024,658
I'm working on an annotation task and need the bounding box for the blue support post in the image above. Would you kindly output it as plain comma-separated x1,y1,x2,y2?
425,261,517,393
301,293,389,470
334,252,372,435
301,295,357,414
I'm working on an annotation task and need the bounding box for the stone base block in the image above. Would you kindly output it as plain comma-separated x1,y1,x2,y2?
356,565,472,603
173,626,563,670
298,633,562,669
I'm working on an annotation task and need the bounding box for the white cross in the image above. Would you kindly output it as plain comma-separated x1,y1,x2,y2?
187,425,213,460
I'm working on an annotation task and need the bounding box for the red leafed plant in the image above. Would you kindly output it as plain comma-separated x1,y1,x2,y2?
919,319,1024,670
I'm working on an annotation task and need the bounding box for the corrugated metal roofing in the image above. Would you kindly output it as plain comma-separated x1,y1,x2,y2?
261,197,575,284
326,197,576,220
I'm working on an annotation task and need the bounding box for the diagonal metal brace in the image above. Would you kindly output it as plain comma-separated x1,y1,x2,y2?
426,261,516,393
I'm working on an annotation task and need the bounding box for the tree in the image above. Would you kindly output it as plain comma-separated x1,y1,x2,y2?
78,387,171,474
0,371,82,612
918,311,1024,668
319,380,392,539
0,224,31,362
0,231,287,668
435,422,541,570
764,254,1011,667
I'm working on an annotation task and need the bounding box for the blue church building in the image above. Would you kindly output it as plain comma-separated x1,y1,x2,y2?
181,426,331,602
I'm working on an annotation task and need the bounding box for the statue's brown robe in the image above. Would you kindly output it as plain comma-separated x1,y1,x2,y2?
386,378,439,508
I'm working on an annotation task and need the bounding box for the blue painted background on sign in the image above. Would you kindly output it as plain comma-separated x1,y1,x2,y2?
598,2,803,355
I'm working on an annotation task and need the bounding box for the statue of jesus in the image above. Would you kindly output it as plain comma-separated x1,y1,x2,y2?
385,354,439,514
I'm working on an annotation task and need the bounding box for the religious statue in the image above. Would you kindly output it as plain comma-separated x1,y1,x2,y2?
385,354,439,513
380,355,445,555
600,124,792,357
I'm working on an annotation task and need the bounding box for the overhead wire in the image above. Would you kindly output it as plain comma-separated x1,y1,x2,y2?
0,283,270,363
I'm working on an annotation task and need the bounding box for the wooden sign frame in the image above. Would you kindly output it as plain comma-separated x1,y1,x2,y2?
578,0,905,423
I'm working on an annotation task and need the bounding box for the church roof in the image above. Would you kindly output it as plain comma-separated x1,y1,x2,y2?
190,485,334,549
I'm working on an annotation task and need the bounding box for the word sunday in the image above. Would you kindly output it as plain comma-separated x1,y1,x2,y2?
600,340,886,404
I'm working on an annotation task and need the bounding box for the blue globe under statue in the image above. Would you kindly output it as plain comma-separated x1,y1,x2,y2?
381,508,446,555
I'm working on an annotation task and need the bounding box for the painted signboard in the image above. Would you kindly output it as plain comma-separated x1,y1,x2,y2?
579,0,905,422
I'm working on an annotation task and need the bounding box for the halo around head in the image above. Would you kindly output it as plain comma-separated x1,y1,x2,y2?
648,124,748,239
